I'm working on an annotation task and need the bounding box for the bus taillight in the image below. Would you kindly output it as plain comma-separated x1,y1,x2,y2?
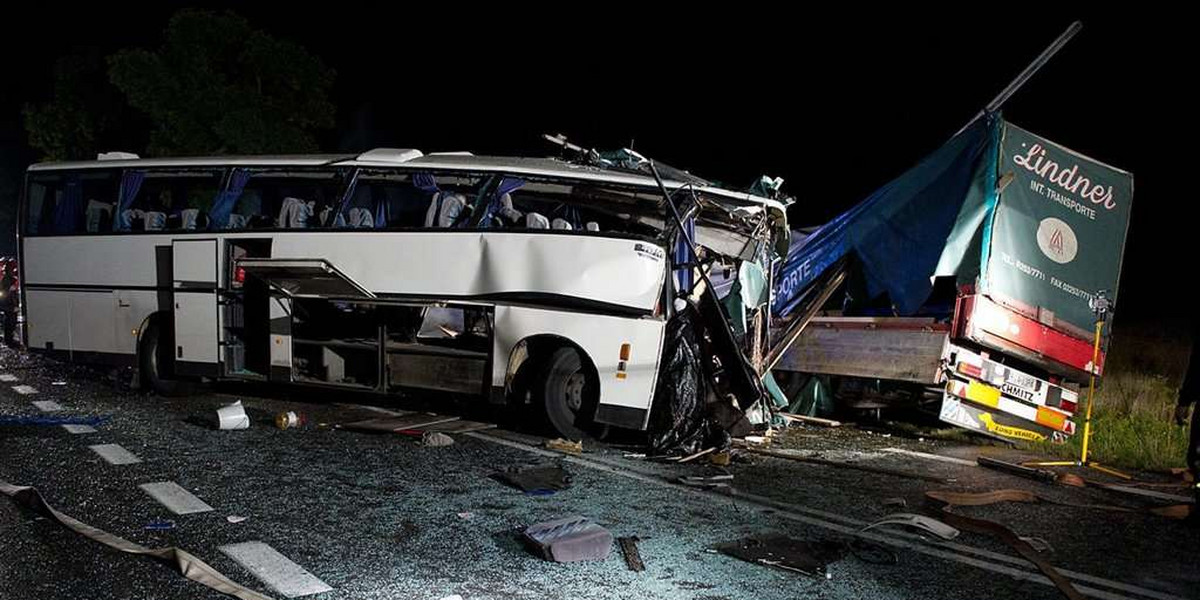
234,266,246,286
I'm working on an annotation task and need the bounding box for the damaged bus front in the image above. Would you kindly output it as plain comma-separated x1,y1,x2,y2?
18,148,788,442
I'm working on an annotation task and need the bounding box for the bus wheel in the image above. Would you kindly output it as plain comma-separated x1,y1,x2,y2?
139,321,184,397
535,347,603,441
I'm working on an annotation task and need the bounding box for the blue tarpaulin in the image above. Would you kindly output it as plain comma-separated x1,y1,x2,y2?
773,115,998,318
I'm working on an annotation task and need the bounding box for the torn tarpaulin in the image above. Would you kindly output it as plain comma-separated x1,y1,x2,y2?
646,308,730,455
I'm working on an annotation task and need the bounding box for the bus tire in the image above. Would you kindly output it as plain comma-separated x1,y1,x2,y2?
535,346,602,441
139,321,184,397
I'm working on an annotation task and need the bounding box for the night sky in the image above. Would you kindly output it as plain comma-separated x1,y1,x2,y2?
0,7,1186,322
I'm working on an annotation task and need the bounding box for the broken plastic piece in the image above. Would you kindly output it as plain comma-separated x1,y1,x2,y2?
716,535,844,579
523,516,613,563
421,432,455,447
861,513,959,540
544,438,582,454
216,400,250,430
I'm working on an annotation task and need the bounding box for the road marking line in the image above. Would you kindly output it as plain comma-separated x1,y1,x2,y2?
139,481,214,515
88,444,142,465
13,385,38,395
61,424,97,434
219,541,333,598
881,447,979,467
0,374,17,382
32,400,63,411
467,431,1183,600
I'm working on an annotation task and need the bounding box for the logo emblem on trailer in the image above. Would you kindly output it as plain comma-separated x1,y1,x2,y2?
633,243,665,261
1036,217,1078,264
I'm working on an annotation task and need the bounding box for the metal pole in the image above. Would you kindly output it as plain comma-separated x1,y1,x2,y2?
1079,319,1104,464
954,20,1082,137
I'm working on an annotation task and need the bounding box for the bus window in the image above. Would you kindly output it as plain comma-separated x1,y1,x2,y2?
121,171,221,231
25,171,118,235
231,171,344,229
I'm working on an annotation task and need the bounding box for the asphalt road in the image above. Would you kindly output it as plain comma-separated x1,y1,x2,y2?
1,346,1196,600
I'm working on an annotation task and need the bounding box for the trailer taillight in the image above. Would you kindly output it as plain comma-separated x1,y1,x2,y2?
234,266,246,285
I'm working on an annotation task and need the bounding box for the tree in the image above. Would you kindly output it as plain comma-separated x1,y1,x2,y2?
22,52,134,161
107,9,336,156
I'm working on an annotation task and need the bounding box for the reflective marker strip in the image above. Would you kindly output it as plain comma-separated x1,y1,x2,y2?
220,541,333,598
139,481,214,515
13,385,38,395
32,400,63,411
89,444,142,465
62,424,97,434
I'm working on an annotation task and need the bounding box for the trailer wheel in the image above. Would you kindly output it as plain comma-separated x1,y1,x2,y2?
535,347,602,441
139,320,184,397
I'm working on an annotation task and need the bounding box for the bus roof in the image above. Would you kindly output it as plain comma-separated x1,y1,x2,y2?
27,149,788,214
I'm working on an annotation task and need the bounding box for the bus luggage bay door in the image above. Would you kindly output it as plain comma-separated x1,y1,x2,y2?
172,239,220,376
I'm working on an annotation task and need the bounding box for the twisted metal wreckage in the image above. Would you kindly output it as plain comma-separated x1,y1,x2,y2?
634,20,1135,455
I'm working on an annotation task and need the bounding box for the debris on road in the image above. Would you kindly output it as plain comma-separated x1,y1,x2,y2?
544,438,582,455
144,519,176,531
677,474,733,490
716,535,844,579
274,410,304,429
341,413,460,434
861,513,959,540
882,497,907,509
215,400,250,430
977,456,1057,483
226,515,248,524
421,431,455,447
675,447,715,463
523,516,614,563
709,450,731,466
778,412,841,427
493,463,573,494
1,479,274,600
618,536,645,572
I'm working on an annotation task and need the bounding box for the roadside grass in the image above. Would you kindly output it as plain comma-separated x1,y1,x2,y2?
1024,320,1193,472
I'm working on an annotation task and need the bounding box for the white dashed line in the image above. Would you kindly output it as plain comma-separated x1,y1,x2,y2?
32,400,63,412
139,481,214,515
0,374,17,382
881,447,979,467
219,541,333,598
13,385,38,395
88,444,142,465
61,424,97,434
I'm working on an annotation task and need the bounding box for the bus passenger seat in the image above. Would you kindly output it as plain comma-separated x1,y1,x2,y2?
496,193,523,225
119,209,143,231
85,200,113,233
348,207,374,228
143,211,166,231
180,208,200,230
278,197,315,228
227,214,248,229
525,212,550,229
551,218,572,231
424,192,466,228
586,221,600,232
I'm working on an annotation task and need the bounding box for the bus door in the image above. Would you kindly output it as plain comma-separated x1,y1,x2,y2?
172,239,220,376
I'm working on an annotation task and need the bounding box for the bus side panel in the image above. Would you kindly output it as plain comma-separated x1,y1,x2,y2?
23,289,69,351
493,305,666,430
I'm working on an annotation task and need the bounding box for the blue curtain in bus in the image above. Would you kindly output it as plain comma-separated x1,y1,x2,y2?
207,169,251,230
479,177,525,228
412,173,439,193
373,186,387,228
52,175,83,233
673,215,696,296
332,169,362,227
114,170,145,231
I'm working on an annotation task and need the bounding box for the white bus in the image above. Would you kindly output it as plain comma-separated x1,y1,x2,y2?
18,149,788,438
